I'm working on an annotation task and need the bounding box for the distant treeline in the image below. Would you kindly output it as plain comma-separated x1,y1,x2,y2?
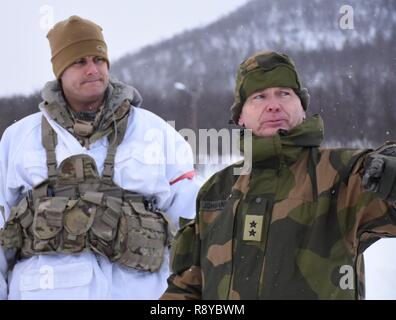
1,0,394,148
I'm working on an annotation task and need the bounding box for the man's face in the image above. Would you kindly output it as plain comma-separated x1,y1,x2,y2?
60,56,109,105
238,87,306,137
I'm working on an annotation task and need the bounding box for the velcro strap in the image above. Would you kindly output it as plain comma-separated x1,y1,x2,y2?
19,210,33,229
102,107,130,181
125,252,163,271
102,165,113,181
82,191,104,205
124,193,145,202
45,210,63,228
140,216,165,232
41,116,58,183
41,197,68,227
102,209,120,229
129,233,164,250
129,201,147,215
104,153,116,165
15,197,28,216
54,185,76,198
32,182,49,201
47,164,58,180
0,224,22,249
106,196,122,213
46,152,57,164
42,134,56,151
74,157,84,180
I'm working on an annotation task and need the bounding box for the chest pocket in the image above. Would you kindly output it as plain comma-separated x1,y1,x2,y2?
199,199,227,240
199,189,243,245
244,195,268,214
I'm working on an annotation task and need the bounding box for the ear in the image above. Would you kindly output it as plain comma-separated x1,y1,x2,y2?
238,114,245,126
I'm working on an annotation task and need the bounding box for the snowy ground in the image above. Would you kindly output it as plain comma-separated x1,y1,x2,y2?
196,157,396,300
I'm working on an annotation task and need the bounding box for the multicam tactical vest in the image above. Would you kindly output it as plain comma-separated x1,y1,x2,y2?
0,105,171,272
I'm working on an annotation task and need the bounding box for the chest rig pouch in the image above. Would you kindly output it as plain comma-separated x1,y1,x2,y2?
0,104,171,272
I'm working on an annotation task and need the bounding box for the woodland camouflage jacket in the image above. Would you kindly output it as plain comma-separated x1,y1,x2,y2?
162,115,396,300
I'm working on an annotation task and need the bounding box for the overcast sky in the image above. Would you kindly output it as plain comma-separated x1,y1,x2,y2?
1,0,249,97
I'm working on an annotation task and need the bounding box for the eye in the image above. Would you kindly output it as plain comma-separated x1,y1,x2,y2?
73,58,86,66
279,90,290,97
94,57,106,64
252,94,265,100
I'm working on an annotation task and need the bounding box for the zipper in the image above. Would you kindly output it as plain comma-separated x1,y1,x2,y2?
257,168,279,298
226,191,244,299
257,205,273,298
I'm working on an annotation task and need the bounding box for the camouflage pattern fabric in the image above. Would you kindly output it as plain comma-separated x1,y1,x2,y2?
162,115,396,300
40,77,143,148
0,110,171,272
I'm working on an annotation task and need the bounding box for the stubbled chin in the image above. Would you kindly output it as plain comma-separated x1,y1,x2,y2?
79,87,106,101
81,82,105,93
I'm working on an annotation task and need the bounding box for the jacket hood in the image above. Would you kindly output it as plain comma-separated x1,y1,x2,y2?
39,77,142,146
41,76,142,110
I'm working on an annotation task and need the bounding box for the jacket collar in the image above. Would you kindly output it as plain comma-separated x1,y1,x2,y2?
39,77,142,145
241,115,324,168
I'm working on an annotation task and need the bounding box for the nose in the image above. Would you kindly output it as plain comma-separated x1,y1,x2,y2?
266,104,281,112
265,95,281,112
85,60,99,76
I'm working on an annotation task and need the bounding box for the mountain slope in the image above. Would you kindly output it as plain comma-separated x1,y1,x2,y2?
1,0,395,145
109,0,395,144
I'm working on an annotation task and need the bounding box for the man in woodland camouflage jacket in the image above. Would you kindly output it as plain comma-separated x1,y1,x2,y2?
161,50,396,300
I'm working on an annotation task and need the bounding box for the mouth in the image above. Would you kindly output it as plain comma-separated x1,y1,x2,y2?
82,79,102,85
263,119,287,127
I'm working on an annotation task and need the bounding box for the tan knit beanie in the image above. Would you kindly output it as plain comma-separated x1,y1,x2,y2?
47,15,109,79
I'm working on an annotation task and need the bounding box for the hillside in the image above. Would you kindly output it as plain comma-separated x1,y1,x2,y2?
1,0,395,145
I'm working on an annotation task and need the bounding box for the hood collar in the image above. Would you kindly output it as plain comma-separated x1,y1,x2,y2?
240,115,324,167
39,77,142,146
41,76,142,109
